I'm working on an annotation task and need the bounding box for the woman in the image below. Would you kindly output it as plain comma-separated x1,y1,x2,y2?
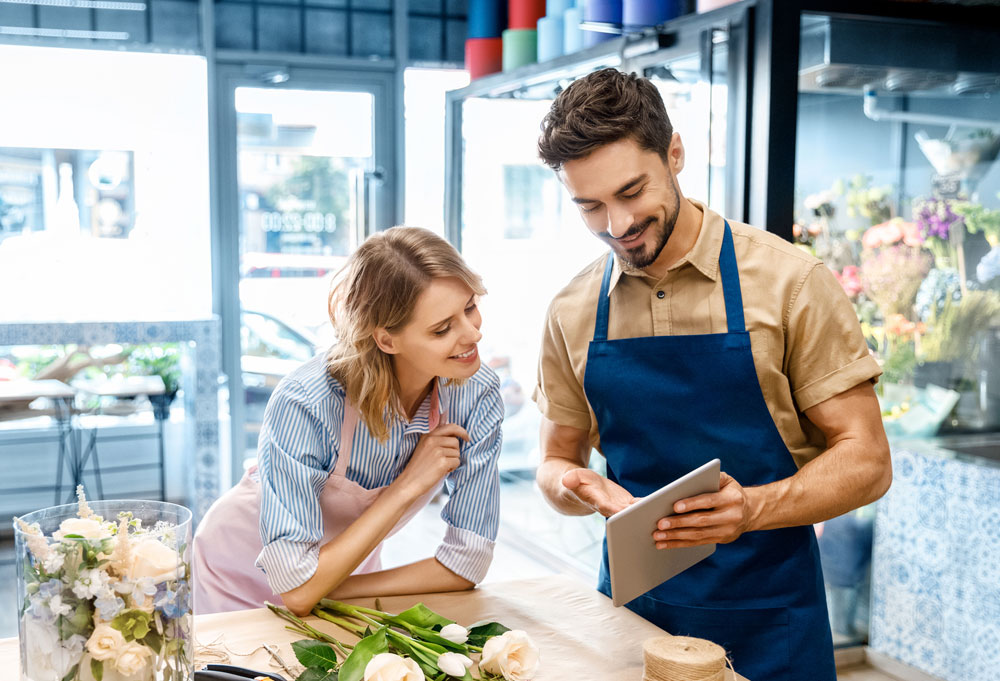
193,227,504,616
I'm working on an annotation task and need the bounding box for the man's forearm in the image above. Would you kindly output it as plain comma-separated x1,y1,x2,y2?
536,458,595,516
747,437,891,532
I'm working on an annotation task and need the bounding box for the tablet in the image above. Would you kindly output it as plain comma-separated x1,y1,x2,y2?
605,458,721,607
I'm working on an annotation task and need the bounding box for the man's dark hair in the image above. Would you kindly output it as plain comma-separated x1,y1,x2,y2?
537,68,673,171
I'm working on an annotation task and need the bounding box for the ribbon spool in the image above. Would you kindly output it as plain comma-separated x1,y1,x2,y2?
622,0,682,30
546,0,572,19
581,0,620,46
537,14,564,61
502,28,537,71
468,0,507,38
466,37,503,79
642,636,729,681
563,5,583,53
509,0,545,29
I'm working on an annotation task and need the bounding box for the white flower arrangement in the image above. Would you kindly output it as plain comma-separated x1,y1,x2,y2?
14,488,192,681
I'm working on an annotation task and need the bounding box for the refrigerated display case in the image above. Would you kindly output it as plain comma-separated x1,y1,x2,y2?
445,1,1000,676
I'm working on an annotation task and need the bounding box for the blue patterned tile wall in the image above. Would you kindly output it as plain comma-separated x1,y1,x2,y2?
0,319,226,523
870,445,1000,681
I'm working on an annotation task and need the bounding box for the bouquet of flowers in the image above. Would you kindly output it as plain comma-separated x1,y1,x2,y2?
268,598,539,681
14,489,193,681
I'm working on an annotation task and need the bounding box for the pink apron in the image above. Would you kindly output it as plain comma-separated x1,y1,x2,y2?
193,392,445,614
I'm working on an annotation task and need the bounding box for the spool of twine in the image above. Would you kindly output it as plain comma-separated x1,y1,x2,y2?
642,636,729,681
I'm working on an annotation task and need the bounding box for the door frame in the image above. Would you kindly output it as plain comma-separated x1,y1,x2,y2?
212,61,397,483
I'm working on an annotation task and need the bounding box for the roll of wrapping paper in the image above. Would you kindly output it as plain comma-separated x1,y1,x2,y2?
563,5,584,53
582,0,620,46
509,0,545,29
622,0,682,30
465,37,504,79
546,0,572,19
537,14,564,62
468,0,506,39
502,28,538,70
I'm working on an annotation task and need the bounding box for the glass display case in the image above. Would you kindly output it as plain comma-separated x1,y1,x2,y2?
446,1,1000,672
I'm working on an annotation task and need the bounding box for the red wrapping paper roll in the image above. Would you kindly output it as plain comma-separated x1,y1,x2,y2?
465,37,504,79
509,0,545,29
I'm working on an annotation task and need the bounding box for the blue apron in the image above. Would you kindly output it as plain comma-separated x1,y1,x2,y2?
583,222,835,681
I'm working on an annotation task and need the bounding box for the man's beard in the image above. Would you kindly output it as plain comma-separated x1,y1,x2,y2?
605,188,681,270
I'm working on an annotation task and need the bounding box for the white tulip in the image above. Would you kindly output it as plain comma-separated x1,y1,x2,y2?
363,653,423,681
439,623,469,644
437,652,473,677
479,630,540,681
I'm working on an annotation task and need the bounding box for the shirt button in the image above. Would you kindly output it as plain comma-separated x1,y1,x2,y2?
656,290,665,299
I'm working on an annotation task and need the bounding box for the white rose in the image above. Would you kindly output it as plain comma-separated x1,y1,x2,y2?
114,642,152,677
86,623,126,662
363,653,423,681
127,539,179,584
437,652,473,677
439,624,469,644
479,630,540,681
54,518,110,541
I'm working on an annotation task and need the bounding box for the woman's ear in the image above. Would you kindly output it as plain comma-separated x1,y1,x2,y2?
373,328,398,354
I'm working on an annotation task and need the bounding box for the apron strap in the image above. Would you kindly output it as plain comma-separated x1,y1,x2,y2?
719,221,746,334
593,221,746,339
594,253,615,342
333,401,360,477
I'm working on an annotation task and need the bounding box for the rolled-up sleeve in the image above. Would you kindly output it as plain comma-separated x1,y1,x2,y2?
435,374,504,584
255,378,336,594
786,263,883,411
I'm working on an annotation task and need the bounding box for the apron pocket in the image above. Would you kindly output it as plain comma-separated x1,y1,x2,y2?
628,596,793,681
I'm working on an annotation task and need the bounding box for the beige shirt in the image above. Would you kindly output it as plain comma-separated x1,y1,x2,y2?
533,200,882,469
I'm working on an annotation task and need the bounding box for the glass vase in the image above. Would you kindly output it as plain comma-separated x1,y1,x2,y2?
14,499,194,681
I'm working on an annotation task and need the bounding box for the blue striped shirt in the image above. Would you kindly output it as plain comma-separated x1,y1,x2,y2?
255,353,504,594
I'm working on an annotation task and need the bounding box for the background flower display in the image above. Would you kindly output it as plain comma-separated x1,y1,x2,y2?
268,598,539,681
14,490,193,681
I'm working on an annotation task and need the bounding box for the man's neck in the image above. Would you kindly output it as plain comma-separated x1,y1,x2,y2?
643,198,703,280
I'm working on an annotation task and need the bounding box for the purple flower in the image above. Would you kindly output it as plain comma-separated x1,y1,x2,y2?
37,579,64,600
914,197,965,242
154,581,190,619
95,593,126,620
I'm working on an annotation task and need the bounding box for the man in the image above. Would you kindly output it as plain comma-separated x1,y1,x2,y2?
533,68,891,681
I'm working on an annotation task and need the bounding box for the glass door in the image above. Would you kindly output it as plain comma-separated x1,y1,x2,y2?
215,66,395,469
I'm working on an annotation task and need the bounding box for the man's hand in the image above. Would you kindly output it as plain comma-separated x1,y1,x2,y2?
651,472,758,549
561,468,636,517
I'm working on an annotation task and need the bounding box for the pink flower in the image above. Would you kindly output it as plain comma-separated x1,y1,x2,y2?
836,265,863,298
862,218,922,250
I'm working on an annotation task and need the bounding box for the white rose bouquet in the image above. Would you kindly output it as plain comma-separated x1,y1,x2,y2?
268,598,539,681
14,489,193,681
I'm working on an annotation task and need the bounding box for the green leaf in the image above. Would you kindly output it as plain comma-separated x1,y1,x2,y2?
291,640,340,671
295,668,338,681
394,604,454,630
90,658,104,681
338,626,389,681
62,534,85,539
61,663,79,681
60,601,95,640
144,630,163,655
403,624,466,653
466,622,510,648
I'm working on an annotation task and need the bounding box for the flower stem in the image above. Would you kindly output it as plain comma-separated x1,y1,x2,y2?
266,602,354,654
311,609,367,636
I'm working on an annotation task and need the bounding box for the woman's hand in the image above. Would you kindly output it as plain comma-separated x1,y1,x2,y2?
392,423,470,500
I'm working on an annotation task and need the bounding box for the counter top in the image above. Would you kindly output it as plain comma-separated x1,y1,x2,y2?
1,575,746,681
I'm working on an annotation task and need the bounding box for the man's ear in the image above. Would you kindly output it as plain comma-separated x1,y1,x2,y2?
668,132,685,175
373,328,398,355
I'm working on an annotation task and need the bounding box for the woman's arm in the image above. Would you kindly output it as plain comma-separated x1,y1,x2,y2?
280,423,469,616
328,557,474,600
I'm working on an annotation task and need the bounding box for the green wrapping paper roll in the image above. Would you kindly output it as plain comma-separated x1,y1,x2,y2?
502,28,537,71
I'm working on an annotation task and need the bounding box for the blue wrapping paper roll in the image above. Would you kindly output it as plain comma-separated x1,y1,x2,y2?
583,28,615,46
563,5,583,53
502,28,537,71
622,0,681,29
583,0,621,24
546,0,572,18
468,0,507,38
537,14,564,61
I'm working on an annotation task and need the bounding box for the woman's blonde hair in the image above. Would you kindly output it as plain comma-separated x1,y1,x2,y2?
326,226,486,441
